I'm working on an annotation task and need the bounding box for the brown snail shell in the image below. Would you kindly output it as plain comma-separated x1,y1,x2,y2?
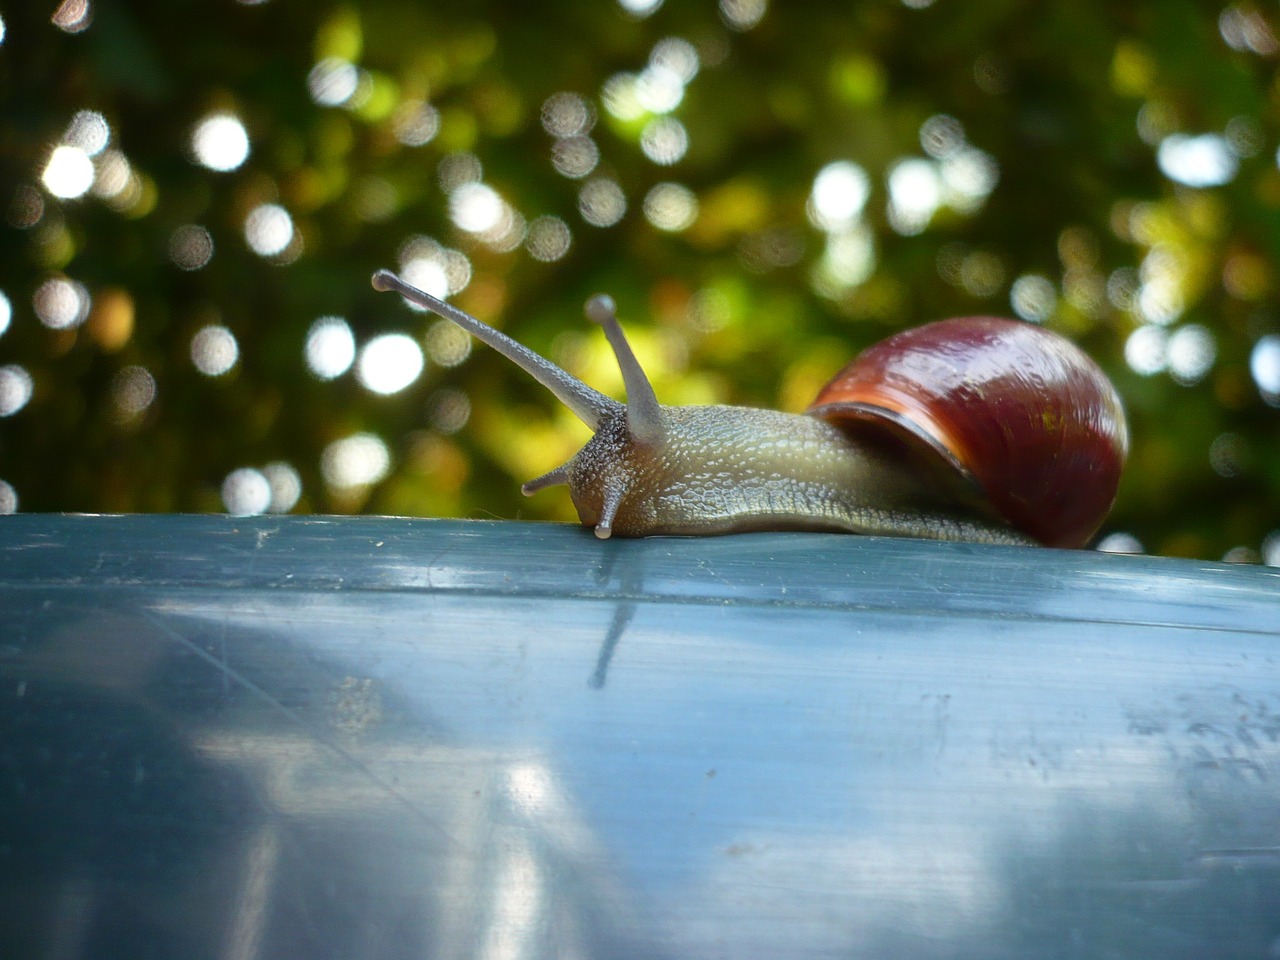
807,317,1129,549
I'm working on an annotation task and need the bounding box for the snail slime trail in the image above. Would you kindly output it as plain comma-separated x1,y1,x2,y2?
372,269,1127,548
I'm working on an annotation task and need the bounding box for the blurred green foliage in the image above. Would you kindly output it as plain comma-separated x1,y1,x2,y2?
0,0,1278,561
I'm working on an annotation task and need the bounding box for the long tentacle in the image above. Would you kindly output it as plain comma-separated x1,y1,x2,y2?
372,270,620,429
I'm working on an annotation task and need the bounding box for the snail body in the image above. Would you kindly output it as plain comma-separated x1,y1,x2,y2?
372,270,1127,548
557,403,1010,541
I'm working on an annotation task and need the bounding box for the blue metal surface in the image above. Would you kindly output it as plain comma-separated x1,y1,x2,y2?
1,515,1279,959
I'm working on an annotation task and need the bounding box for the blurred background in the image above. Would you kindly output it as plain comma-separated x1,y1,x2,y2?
0,0,1277,561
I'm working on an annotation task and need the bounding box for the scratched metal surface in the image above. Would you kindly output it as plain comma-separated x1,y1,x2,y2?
1,515,1279,960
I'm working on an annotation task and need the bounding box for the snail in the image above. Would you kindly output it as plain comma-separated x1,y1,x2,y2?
371,269,1128,548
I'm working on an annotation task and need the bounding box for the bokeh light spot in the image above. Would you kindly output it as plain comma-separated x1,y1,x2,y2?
8,184,44,228
449,182,505,233
1166,324,1215,385
397,239,473,301
1095,532,1143,554
477,211,525,253
1135,247,1184,324
244,203,294,256
1222,251,1270,300
87,288,134,351
262,461,302,513
401,257,449,301
0,291,11,337
542,92,594,138
958,250,1004,297
393,100,440,146
551,136,600,179
651,37,700,84
438,152,483,192
919,114,965,158
601,73,646,122
720,0,767,30
814,226,875,295
92,149,136,202
1225,115,1263,157
357,333,425,395
886,158,942,235
222,467,272,516
1063,271,1106,318
808,161,870,232
308,57,359,106
0,480,16,515
41,146,95,199
322,432,391,489
305,316,356,379
635,64,685,114
1219,4,1279,55
640,117,689,165
1009,274,1056,322
1135,101,1178,147
425,320,473,367
525,215,572,262
1106,267,1139,310
34,277,89,329
940,147,999,212
65,110,110,155
1223,546,1260,564
617,0,663,16
109,365,156,420
739,227,805,273
52,0,91,33
192,113,250,172
1250,334,1280,404
1156,133,1237,188
1263,531,1280,567
578,178,627,227
427,389,471,434
0,366,34,417
1209,432,1248,478
191,325,239,377
169,224,214,270
643,182,698,231
1124,324,1167,375
1136,276,1184,326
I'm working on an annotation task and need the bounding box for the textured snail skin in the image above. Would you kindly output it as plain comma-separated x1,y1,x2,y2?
563,405,1033,544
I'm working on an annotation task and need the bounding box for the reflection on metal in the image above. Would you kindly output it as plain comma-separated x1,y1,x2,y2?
223,824,280,960
192,726,624,960
1,515,1279,959
589,601,635,689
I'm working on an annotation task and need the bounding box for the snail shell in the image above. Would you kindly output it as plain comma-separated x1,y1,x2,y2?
807,317,1129,549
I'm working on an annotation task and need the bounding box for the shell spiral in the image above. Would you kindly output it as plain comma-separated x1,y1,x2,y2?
807,317,1129,549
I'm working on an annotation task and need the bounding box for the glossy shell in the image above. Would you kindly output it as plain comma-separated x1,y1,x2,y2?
807,317,1128,549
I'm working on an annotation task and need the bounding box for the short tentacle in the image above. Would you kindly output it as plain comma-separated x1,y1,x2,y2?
585,294,664,446
594,475,627,540
520,464,572,496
